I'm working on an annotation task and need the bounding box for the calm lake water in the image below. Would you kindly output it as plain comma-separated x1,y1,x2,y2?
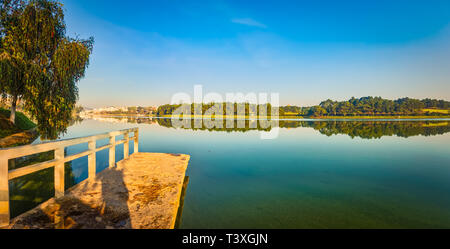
9,117,450,228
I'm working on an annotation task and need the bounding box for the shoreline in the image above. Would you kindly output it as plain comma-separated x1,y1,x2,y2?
82,114,450,120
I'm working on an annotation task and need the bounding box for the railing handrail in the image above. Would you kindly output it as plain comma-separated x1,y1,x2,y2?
0,127,138,159
0,127,139,227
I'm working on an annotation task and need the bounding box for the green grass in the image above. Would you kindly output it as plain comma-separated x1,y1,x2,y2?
0,108,36,139
423,108,449,115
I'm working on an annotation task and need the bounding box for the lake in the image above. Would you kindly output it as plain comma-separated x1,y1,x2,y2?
8,117,450,228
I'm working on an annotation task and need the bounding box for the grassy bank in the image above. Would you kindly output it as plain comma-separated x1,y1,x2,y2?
0,108,36,139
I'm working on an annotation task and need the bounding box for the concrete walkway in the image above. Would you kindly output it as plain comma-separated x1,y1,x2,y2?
7,153,190,229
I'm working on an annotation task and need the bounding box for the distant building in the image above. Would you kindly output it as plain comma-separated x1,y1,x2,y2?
80,106,157,116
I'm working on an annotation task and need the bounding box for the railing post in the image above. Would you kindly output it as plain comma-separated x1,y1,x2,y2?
109,135,116,168
0,158,9,227
54,148,65,198
124,132,129,159
88,139,96,179
134,129,139,154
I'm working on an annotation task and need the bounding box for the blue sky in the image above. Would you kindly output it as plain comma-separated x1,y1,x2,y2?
62,0,450,107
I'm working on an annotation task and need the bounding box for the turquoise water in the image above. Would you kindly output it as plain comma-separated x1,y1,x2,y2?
10,118,450,228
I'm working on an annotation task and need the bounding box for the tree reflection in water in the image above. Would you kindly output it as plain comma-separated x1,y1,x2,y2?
151,118,450,139
90,116,450,139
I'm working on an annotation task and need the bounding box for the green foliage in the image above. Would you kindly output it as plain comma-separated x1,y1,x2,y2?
156,102,276,117
308,106,327,117
156,97,449,118
279,97,450,117
0,0,93,140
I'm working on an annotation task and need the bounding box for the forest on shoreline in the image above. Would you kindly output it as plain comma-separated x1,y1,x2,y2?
155,97,450,117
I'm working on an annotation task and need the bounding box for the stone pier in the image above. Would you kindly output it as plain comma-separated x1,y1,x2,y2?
7,153,190,229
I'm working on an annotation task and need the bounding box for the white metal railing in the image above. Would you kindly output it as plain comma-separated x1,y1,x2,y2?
0,127,139,227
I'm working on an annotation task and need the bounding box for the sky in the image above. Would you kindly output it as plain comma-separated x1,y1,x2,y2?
61,0,450,108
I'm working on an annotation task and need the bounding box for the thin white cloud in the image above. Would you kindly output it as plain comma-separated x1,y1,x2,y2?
231,18,267,28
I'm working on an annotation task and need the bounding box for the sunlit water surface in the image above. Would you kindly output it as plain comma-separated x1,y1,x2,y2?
10,118,450,228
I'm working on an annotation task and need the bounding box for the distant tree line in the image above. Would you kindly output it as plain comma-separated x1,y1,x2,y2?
283,97,450,117
156,103,276,116
156,97,449,117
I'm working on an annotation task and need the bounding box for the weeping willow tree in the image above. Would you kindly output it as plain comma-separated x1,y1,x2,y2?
0,0,93,140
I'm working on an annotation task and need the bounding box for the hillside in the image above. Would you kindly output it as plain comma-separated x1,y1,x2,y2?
0,108,36,139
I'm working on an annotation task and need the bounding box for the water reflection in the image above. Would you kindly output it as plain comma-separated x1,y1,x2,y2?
88,116,450,139
282,120,450,139
8,151,77,218
9,116,450,228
